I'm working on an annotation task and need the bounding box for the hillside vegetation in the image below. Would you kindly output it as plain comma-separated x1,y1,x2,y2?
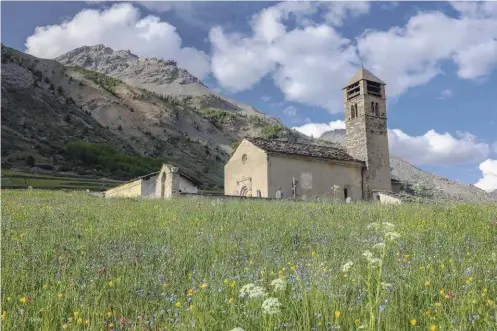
2,190,497,330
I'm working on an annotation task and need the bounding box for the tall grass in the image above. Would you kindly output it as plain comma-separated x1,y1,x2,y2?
1,190,496,331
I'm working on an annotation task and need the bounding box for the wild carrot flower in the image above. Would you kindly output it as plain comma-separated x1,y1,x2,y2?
385,232,401,240
270,278,287,292
261,297,281,315
341,261,354,272
239,284,267,299
229,328,245,331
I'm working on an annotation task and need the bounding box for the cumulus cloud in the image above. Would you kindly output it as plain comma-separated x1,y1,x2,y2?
295,121,490,165
474,159,497,192
388,129,490,165
210,2,497,112
293,120,345,138
438,89,453,99
283,106,297,117
24,3,210,80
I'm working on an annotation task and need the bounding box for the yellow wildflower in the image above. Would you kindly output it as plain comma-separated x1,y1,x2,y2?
223,279,229,285
74,311,79,317
57,293,63,299
77,318,83,325
108,323,114,328
425,281,431,287
430,325,437,331
84,320,89,325
465,277,473,284
335,311,341,319
68,317,73,323
200,283,208,289
2,311,6,321
410,319,416,326
187,289,195,296
62,324,68,329
229,297,234,304
311,251,317,257
175,302,181,308
106,311,112,318
43,284,49,290
355,319,361,327
231,281,236,288
435,302,442,307
107,281,114,287
439,289,444,295
488,299,495,307
19,297,27,304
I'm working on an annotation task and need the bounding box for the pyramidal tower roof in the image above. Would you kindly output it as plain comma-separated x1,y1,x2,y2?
343,67,386,89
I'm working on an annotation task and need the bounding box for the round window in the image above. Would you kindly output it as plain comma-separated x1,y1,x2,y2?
242,154,248,164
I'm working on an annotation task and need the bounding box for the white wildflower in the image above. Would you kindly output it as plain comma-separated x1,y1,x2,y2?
239,283,267,299
385,232,401,240
382,222,395,230
373,242,386,250
341,261,354,272
381,282,392,290
270,278,287,292
370,258,382,267
367,222,380,230
261,297,282,315
362,250,374,261
230,328,245,331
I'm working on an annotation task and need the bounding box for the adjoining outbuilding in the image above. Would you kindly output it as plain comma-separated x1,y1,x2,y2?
104,164,200,198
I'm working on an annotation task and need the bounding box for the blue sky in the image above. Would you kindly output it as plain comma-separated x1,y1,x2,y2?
1,1,497,190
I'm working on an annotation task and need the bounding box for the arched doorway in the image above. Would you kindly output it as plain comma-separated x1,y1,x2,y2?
239,186,250,197
160,173,166,197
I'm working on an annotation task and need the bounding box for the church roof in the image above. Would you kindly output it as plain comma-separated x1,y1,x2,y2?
246,138,364,164
343,67,386,88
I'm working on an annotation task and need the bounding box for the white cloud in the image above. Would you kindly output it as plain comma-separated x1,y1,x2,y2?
293,120,345,138
261,95,271,102
474,159,497,192
323,2,371,26
283,106,297,117
24,3,210,80
295,121,490,165
388,129,490,165
492,142,497,154
210,2,497,113
438,89,453,99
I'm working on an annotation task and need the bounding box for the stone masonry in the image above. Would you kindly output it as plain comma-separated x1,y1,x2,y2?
343,68,392,200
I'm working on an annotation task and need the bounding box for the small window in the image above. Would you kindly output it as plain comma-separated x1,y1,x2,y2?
351,104,359,119
375,102,379,116
256,190,261,197
343,188,349,199
242,154,247,164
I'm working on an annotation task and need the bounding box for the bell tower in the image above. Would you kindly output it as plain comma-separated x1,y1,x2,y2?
343,67,391,199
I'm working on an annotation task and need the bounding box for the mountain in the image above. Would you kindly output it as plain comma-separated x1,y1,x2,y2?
319,129,495,202
1,45,308,189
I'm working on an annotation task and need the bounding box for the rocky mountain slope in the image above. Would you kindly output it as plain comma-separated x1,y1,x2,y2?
319,129,495,202
1,45,307,189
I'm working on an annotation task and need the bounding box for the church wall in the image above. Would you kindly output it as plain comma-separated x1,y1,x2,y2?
224,140,268,197
105,179,142,198
266,154,363,201
141,175,158,197
179,177,198,194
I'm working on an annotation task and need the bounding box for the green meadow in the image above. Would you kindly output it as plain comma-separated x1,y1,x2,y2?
1,190,496,331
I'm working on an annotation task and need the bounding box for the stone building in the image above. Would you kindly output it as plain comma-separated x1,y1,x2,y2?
225,67,396,201
105,164,200,198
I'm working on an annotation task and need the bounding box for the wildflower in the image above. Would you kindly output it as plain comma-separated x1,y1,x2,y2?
465,277,473,284
108,322,114,329
261,297,281,315
311,251,317,257
430,325,437,331
435,302,442,308
367,222,380,230
2,311,6,321
107,311,113,317
239,283,267,299
85,320,89,325
370,258,382,267
381,282,392,290
425,281,431,287
230,328,245,331
7,297,12,302
19,297,27,304
341,261,354,273
335,311,341,319
355,319,361,327
68,317,73,323
77,318,83,325
200,283,208,289
74,312,79,318
373,242,386,250
362,250,374,261
187,289,195,296
229,297,234,304
57,293,63,299
385,232,401,240
270,278,287,292
439,289,444,295
382,222,395,230
175,302,181,308
108,281,114,287
62,324,68,329
43,284,49,290
410,319,416,326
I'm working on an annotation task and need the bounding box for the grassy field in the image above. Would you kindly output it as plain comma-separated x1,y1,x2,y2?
1,169,120,191
1,190,497,331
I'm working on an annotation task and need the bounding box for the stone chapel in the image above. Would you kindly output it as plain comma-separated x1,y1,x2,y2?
225,67,398,201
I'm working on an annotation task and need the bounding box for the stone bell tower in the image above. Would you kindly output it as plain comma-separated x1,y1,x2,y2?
343,67,392,200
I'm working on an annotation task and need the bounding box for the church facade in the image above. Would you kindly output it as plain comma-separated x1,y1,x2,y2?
225,67,395,201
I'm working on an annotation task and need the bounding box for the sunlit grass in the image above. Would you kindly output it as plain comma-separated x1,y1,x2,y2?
1,190,496,330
